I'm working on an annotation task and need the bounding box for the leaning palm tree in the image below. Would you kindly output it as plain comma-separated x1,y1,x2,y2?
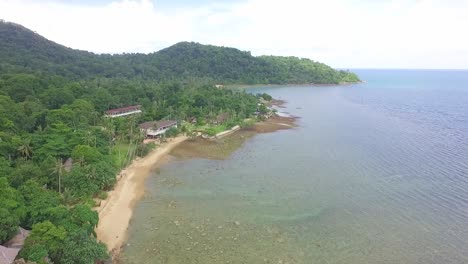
17,138,33,160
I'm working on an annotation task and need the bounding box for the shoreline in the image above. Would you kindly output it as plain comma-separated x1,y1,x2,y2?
226,81,362,89
96,103,298,261
95,136,188,257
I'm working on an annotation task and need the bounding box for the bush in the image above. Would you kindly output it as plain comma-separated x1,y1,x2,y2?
240,119,255,128
97,191,108,200
165,127,179,138
258,93,272,101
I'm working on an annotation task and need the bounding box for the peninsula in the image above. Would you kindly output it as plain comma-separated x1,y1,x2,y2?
0,20,359,264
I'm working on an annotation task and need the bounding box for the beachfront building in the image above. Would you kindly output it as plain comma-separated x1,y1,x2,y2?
139,120,177,138
104,105,142,118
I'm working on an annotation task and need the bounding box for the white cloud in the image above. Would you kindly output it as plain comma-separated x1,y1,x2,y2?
0,0,467,68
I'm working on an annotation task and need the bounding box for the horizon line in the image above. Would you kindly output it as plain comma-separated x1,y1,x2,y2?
340,68,468,71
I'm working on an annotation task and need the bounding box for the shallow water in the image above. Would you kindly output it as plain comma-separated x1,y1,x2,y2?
122,70,468,264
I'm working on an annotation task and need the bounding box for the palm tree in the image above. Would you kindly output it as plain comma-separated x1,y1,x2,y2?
17,138,33,160
82,130,96,146
101,118,116,154
53,158,65,194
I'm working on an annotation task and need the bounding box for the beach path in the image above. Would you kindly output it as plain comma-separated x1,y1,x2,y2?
95,136,188,254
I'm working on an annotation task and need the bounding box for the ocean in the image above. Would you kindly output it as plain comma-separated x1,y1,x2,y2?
121,69,468,264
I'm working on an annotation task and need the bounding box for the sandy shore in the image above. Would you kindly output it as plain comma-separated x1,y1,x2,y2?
94,103,297,259
95,136,188,256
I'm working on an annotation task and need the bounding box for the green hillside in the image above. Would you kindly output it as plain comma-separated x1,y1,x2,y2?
0,21,359,84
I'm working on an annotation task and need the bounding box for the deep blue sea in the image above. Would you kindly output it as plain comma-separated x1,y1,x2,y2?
123,70,468,264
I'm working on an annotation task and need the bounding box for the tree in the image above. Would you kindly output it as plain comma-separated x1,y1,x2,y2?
2,74,43,102
66,205,99,236
17,138,33,160
0,208,20,243
20,221,67,263
52,158,65,194
0,177,25,243
0,157,13,177
71,145,102,166
20,180,61,228
9,161,46,188
34,123,74,161
39,87,75,109
64,166,99,198
67,99,96,128
17,98,47,132
0,95,18,132
45,108,75,127
60,230,108,264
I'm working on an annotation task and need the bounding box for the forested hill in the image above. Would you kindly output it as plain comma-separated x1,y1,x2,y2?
0,20,360,84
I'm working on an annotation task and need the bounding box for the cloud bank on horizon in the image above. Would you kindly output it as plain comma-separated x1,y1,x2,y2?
0,0,467,69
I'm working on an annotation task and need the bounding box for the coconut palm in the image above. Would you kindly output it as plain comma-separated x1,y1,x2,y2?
17,138,33,160
52,158,65,194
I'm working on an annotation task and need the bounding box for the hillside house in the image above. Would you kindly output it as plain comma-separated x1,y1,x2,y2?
139,120,177,138
104,105,142,118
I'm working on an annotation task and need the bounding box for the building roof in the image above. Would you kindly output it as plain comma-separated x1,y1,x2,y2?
63,158,73,173
3,228,29,249
105,105,141,115
0,246,20,264
139,120,177,130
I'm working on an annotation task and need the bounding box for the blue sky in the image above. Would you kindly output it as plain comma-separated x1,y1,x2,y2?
1,0,467,69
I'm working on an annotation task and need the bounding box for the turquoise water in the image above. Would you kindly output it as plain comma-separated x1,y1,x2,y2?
122,70,468,263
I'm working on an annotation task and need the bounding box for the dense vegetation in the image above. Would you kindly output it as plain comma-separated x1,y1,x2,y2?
0,75,259,263
0,20,358,263
0,20,359,84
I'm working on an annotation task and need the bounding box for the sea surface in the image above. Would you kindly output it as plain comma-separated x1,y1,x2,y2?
122,70,468,264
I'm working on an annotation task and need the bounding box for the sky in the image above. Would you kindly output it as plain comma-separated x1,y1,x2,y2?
0,0,467,69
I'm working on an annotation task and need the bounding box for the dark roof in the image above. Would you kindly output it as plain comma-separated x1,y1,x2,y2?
105,105,141,114
139,120,177,130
